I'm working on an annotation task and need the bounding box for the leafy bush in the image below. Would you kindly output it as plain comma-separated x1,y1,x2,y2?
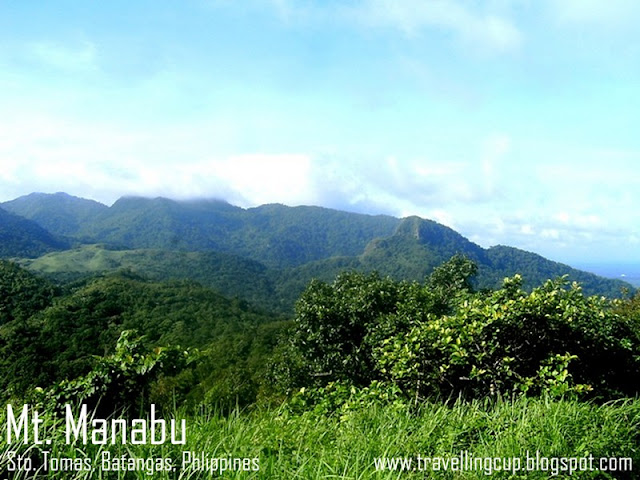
283,258,640,402
34,330,191,415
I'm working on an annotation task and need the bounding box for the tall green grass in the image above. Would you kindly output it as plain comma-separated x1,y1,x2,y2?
1,397,638,479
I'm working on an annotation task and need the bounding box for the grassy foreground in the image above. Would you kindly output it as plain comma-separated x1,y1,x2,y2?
1,396,639,479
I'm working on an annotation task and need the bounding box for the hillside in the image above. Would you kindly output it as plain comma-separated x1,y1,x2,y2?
0,206,69,258
3,192,632,306
3,194,401,268
2,246,640,480
480,245,631,296
1,192,108,237
278,217,629,299
0,265,285,406
18,245,284,313
19,231,631,316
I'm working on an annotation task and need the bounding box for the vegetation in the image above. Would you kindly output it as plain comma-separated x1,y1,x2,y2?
1,193,639,478
2,252,639,409
1,397,639,479
3,195,400,268
0,192,107,237
18,245,285,313
0,207,68,258
4,193,631,299
0,260,57,325
0,266,287,410
277,256,640,402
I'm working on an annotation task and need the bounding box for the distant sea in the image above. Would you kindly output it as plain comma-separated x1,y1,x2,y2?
574,263,640,288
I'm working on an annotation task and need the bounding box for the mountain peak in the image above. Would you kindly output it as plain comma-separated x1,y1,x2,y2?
1,192,108,237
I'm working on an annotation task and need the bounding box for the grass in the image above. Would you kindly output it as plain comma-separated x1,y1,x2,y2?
1,396,639,479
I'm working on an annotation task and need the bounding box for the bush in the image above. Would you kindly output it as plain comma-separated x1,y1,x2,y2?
282,257,640,402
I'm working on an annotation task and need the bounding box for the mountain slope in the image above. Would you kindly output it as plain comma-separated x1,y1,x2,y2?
5,194,401,268
5,193,632,305
277,217,630,300
1,192,108,237
0,207,69,258
359,216,486,278
18,244,284,313
0,267,284,406
480,245,630,297
0,260,56,325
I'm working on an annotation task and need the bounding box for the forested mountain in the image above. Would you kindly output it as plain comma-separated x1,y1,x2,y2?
17,227,630,314
3,194,400,267
0,206,69,258
2,192,632,307
480,245,630,295
1,192,108,236
278,217,629,299
1,193,639,444
0,260,57,325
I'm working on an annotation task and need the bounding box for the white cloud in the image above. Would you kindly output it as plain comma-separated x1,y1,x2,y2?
550,213,602,234
200,154,314,207
541,229,559,239
520,224,534,235
349,0,523,53
1,110,639,265
0,113,316,207
481,133,511,196
429,209,457,229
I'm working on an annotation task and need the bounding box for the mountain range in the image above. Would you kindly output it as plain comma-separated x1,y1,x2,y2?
1,192,631,313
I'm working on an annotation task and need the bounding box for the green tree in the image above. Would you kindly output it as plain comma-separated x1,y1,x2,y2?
281,256,478,392
290,271,403,387
376,275,640,400
38,330,190,415
279,256,640,404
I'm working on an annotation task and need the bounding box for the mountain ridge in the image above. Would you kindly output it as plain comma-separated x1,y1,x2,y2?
2,192,632,307
2,193,401,268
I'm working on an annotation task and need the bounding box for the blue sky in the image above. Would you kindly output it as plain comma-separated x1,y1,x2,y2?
1,0,640,266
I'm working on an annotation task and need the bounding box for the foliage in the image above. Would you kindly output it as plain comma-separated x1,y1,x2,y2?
277,257,476,393
0,260,56,325
0,268,287,410
289,271,414,387
425,254,478,314
18,244,287,313
283,261,640,402
35,330,191,415
288,380,407,418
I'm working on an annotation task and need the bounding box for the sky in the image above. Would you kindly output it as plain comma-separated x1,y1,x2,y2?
1,0,640,266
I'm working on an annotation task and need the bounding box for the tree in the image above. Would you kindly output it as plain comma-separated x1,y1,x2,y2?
279,256,640,402
281,256,479,392
290,272,403,387
37,330,190,415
